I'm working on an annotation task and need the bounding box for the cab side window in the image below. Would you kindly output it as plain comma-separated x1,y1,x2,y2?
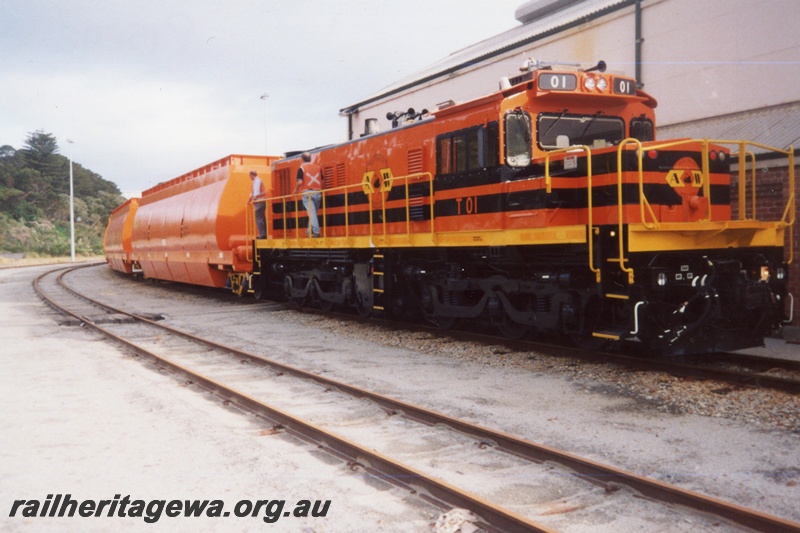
436,122,499,175
504,110,532,167
630,117,654,142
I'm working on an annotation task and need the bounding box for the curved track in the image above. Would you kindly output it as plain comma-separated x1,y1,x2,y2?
34,264,800,532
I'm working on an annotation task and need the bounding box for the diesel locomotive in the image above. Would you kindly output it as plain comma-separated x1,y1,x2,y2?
105,61,795,356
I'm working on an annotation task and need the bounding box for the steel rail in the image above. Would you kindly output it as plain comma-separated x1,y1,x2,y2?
50,264,800,532
35,266,553,533
332,311,800,395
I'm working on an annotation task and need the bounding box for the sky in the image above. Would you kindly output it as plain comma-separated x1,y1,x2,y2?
0,0,525,197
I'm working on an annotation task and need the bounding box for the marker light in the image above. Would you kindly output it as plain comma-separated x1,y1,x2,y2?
657,272,668,286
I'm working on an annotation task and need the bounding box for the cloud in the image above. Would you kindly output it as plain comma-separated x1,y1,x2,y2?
0,0,522,197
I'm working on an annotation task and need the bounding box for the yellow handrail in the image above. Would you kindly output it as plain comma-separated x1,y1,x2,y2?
613,140,643,283
700,139,793,225
785,148,795,264
731,149,757,220
624,137,794,226
244,199,261,263
700,139,712,222
267,172,435,246
544,146,600,282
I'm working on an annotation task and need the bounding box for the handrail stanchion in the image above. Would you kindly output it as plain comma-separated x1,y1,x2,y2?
784,148,795,264
321,191,326,240
545,146,599,282
736,144,747,220
748,150,756,220
701,139,712,221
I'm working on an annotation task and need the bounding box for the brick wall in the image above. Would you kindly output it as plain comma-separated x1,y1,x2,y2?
729,162,798,326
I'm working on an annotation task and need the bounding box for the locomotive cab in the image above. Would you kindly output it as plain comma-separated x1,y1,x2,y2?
493,61,793,353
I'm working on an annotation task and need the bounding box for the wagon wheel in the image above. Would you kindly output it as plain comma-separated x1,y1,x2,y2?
234,276,249,298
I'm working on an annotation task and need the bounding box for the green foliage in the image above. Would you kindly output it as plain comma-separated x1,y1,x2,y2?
0,131,125,257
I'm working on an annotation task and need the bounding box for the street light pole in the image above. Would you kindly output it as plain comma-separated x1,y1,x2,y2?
67,139,75,262
260,93,269,155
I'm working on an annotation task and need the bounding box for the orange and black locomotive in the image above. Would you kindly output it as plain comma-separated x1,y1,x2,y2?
253,60,794,355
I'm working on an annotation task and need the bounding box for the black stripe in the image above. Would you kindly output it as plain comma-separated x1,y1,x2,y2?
271,149,732,230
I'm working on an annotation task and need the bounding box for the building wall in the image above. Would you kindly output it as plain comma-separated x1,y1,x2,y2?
348,0,800,136
641,0,800,124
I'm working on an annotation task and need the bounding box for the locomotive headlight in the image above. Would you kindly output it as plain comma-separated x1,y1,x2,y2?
657,272,668,286
583,76,596,91
596,77,608,91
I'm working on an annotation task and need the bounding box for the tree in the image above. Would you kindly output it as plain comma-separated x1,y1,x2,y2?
0,145,15,158
21,130,60,176
1,130,126,256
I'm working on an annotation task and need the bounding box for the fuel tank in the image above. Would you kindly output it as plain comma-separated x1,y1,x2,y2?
104,197,139,274
129,154,277,287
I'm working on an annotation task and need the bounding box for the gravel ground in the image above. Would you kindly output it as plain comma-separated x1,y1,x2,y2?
365,329,800,432
3,263,799,531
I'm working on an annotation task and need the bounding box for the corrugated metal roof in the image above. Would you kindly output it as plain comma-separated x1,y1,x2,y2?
657,101,800,155
343,0,632,112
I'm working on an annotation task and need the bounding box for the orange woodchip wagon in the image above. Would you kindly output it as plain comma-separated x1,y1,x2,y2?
127,154,278,290
104,197,139,274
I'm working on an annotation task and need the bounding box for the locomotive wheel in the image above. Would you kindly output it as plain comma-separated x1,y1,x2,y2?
494,311,529,340
491,308,530,340
311,278,337,312
284,275,307,308
319,297,335,312
421,308,458,330
354,292,371,317
251,274,269,300
252,285,265,300
419,285,458,329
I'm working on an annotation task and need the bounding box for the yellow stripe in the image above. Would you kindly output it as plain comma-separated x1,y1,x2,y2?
262,225,588,250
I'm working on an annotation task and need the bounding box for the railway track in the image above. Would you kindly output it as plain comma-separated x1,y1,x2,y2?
32,263,800,532
300,308,800,395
